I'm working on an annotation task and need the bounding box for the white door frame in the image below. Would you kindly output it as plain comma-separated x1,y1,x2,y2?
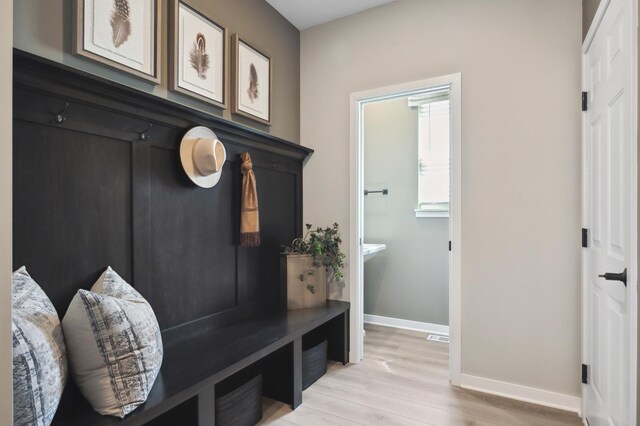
581,0,638,422
348,73,462,385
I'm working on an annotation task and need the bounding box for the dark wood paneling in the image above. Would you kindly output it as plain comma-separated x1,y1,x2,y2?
145,147,238,329
240,166,297,311
13,49,312,332
13,121,132,316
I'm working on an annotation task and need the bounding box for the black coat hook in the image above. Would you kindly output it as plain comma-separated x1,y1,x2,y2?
54,102,69,125
139,123,152,141
271,157,283,169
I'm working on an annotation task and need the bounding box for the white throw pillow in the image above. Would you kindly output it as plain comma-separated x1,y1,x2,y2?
12,266,68,426
62,267,163,418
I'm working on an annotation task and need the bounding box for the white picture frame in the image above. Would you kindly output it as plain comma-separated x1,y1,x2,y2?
169,1,227,108
232,34,272,125
73,0,161,84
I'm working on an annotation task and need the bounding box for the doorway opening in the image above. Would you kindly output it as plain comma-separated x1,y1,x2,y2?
349,74,462,385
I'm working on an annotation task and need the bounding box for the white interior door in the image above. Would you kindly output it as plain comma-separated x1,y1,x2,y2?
583,0,636,424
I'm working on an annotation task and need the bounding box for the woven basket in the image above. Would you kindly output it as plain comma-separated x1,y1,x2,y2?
302,335,328,390
216,370,262,426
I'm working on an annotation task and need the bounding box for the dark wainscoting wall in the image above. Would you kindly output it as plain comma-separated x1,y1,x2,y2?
12,50,312,340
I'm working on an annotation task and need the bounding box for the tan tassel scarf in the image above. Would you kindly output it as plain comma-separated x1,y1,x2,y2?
240,152,261,247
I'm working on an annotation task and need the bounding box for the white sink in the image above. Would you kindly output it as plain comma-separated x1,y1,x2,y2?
363,243,387,262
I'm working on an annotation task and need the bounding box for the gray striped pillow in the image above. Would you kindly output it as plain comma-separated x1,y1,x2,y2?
62,267,163,418
12,267,68,426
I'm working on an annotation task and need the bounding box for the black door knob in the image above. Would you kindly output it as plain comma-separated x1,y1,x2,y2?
598,268,627,287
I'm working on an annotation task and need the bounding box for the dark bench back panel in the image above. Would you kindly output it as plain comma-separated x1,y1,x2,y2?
12,50,311,336
13,121,133,315
145,145,239,329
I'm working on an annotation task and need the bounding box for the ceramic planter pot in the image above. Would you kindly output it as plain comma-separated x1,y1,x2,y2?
282,254,327,310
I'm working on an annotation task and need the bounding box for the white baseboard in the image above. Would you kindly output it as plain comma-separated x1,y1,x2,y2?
363,314,449,335
460,374,581,414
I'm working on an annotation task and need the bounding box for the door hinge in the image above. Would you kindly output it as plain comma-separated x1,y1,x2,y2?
449,241,451,251
582,91,588,111
582,363,588,384
582,228,588,248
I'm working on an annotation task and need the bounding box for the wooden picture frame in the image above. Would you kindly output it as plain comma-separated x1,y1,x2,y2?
169,1,227,108
231,34,272,125
73,0,161,84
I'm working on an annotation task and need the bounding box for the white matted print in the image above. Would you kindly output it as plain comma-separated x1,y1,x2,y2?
173,2,225,106
75,0,159,83
232,35,271,125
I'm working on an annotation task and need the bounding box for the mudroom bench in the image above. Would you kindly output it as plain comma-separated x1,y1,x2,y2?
53,302,349,425
13,50,347,426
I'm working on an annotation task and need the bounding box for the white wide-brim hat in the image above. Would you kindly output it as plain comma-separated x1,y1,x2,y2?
179,126,227,188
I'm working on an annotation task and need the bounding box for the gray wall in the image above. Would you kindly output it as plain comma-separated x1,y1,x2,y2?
13,0,301,143
363,99,449,326
301,0,581,397
583,0,601,40
0,0,12,423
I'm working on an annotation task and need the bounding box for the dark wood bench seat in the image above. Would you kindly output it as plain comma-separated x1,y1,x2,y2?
53,301,350,426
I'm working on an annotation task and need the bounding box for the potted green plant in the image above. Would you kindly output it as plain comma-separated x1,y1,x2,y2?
281,223,346,310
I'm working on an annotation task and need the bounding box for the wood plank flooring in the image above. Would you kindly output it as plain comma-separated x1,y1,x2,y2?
259,324,582,426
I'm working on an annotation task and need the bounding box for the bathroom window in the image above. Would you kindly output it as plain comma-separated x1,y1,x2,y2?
410,90,450,217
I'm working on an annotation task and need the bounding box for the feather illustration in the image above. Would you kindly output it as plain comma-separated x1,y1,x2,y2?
110,0,132,48
189,33,210,80
247,63,259,103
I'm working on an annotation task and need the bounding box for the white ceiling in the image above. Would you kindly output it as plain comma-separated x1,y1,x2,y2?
265,0,395,31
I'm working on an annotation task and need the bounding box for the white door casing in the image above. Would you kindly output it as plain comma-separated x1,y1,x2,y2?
349,73,462,385
582,0,637,424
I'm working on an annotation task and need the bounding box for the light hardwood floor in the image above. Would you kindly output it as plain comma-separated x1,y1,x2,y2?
259,324,582,426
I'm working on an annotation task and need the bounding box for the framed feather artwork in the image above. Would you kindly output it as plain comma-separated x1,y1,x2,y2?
169,1,227,108
231,34,272,125
73,0,161,84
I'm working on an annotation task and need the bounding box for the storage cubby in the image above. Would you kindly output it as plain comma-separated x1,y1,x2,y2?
307,314,349,366
215,368,263,426
146,397,198,426
302,332,328,390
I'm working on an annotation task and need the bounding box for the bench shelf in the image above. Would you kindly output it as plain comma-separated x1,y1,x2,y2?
53,301,349,426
